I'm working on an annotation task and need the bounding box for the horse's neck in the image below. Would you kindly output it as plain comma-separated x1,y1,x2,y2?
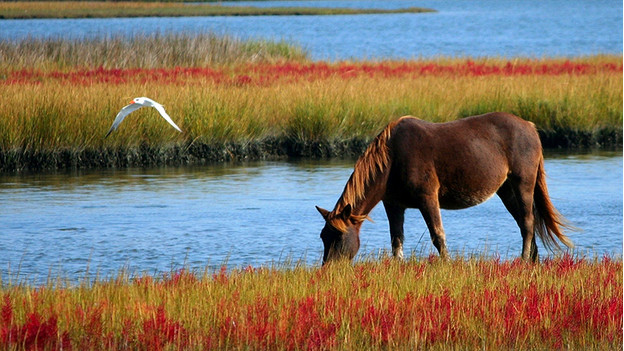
334,168,388,217
333,119,396,217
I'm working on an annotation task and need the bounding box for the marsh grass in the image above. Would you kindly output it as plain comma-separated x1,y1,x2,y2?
1,72,620,148
0,75,621,170
0,1,435,19
0,254,621,350
0,32,308,70
0,37,621,170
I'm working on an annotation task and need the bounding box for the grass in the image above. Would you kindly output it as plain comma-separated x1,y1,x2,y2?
0,1,435,19
0,254,621,350
1,59,621,146
0,33,309,70
0,34,621,170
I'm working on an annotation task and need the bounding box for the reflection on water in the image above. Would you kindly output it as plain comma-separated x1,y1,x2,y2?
0,151,622,284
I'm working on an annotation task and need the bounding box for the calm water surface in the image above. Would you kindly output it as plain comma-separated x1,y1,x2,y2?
0,0,621,59
0,152,621,283
0,0,621,283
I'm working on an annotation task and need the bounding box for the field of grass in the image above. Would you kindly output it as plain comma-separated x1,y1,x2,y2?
0,254,621,350
0,1,435,19
0,34,621,170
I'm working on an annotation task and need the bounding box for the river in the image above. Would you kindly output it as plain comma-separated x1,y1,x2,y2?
0,0,621,283
0,0,621,60
0,151,621,284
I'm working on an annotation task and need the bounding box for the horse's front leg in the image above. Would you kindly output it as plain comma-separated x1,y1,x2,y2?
383,201,406,260
419,195,449,259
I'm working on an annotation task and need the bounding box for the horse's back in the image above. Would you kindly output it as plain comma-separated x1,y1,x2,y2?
454,112,543,175
392,112,541,159
387,112,542,209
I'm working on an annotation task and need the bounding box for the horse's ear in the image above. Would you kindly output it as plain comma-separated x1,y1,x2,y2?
340,204,352,220
316,206,330,219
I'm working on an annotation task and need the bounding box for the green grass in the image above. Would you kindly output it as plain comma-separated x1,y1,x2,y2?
2,72,618,147
0,1,435,19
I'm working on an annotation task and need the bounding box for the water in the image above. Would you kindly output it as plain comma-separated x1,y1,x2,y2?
0,0,621,60
0,152,621,284
0,0,621,283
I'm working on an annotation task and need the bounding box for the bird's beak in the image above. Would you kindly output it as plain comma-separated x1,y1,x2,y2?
129,100,135,104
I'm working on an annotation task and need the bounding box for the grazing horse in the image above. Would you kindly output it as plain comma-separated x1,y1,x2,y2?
316,112,573,264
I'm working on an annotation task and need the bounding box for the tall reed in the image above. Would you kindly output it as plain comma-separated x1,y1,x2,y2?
0,32,308,71
0,68,620,150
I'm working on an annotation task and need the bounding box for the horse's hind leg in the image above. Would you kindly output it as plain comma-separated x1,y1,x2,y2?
497,179,538,261
418,195,449,259
383,201,406,260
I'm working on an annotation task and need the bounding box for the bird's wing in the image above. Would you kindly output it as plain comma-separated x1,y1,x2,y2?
152,103,182,132
105,103,143,138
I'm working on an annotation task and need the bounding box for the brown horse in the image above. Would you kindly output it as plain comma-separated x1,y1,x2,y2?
316,112,573,264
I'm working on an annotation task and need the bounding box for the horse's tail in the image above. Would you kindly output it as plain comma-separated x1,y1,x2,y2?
533,156,574,251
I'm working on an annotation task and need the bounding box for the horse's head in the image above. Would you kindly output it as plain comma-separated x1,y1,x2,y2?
316,204,365,264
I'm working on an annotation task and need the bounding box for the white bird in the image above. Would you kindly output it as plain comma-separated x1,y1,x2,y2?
105,97,182,138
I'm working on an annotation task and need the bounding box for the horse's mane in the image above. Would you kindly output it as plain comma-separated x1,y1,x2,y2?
333,117,408,217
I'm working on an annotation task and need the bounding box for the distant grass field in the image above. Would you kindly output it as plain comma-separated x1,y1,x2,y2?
0,254,621,350
0,1,435,19
0,34,621,170
0,33,309,70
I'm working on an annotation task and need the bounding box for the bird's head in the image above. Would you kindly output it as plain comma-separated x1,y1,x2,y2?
130,97,150,106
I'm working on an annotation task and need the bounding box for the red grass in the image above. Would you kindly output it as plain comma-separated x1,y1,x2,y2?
0,256,621,350
3,60,621,86
137,305,189,350
1,297,71,350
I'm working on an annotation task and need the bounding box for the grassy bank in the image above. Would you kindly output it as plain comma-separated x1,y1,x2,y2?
1,61,621,170
0,255,621,350
0,35,621,171
0,1,435,19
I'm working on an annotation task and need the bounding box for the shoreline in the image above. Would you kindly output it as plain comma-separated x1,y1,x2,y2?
0,2,435,19
2,128,621,172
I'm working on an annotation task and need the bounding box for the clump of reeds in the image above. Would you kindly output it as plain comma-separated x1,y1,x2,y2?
0,32,308,71
0,254,621,350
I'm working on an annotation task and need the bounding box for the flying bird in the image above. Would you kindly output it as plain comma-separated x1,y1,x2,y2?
105,97,182,138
